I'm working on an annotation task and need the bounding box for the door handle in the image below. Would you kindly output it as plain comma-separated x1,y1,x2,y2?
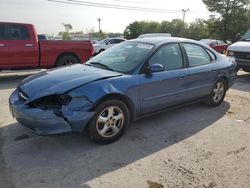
178,74,186,80
0,44,6,47
25,44,33,47
212,69,217,73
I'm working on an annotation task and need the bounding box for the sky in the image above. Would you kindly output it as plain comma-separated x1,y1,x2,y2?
0,0,211,35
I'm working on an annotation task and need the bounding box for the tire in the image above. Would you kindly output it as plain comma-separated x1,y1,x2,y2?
205,79,226,107
56,55,80,67
99,49,105,54
87,100,130,144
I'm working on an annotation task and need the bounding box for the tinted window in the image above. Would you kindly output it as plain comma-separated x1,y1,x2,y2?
0,24,6,40
9,24,30,40
148,43,183,71
114,39,124,43
183,43,211,67
109,39,116,44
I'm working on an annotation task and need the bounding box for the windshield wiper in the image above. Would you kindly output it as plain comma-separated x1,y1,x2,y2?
88,62,115,71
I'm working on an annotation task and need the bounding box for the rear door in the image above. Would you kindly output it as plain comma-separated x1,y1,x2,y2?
6,23,39,68
0,24,9,68
182,43,218,100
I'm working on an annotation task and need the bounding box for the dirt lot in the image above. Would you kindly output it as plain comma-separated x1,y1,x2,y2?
0,71,250,188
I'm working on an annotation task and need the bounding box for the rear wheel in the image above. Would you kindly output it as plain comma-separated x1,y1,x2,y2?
87,100,130,144
206,79,226,106
56,55,80,67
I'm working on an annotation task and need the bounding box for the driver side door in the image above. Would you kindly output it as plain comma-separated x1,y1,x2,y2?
139,43,189,114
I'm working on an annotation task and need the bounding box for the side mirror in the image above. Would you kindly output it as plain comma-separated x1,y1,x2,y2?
148,64,164,73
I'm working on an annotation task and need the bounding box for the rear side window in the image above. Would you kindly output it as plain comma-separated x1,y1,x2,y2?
0,24,6,40
9,24,30,40
183,43,211,67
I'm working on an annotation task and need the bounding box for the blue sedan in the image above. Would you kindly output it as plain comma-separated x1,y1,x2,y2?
9,37,237,144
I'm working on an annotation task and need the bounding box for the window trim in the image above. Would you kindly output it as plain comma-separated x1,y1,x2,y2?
140,42,185,74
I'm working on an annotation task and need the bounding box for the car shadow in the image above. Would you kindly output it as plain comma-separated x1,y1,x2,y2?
232,72,250,92
1,101,230,187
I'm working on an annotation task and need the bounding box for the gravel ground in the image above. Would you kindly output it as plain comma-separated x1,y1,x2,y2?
0,71,249,188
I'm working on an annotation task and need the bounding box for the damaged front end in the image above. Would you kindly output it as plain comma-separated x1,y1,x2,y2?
9,88,95,135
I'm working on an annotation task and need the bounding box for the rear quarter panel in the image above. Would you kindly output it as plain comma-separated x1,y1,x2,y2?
39,40,93,68
216,56,237,88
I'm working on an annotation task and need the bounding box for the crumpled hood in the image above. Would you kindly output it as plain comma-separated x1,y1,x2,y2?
228,41,250,52
19,64,122,101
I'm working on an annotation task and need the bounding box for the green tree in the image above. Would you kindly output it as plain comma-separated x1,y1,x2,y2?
61,23,72,40
203,0,248,40
186,19,209,40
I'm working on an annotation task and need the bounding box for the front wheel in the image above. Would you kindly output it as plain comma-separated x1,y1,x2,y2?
206,79,226,106
87,100,130,144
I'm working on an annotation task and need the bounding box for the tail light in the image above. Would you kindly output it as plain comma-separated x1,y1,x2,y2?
90,44,94,56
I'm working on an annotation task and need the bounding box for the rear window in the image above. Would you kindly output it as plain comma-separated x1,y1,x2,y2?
9,24,30,40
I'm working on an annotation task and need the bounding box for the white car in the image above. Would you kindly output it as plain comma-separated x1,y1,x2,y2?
226,29,250,72
93,38,126,55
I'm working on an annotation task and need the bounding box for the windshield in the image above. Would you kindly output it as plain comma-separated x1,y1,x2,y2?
241,29,250,41
86,42,154,73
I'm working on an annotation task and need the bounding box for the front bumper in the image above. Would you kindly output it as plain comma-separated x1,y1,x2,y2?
235,58,250,69
9,89,95,136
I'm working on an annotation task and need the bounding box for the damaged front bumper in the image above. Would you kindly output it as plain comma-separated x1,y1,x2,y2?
9,89,95,136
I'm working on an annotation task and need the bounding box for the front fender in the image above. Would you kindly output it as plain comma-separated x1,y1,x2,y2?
67,76,140,117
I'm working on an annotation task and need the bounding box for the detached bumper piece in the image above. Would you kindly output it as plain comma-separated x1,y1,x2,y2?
9,89,94,135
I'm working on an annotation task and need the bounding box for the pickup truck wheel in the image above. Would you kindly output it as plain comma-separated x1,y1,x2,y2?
205,79,226,107
56,55,80,67
87,100,130,144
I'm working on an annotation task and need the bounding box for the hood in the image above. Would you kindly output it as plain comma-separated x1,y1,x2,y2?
228,41,250,52
19,64,122,101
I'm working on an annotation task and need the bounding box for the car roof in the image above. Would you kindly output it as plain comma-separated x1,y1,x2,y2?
129,37,200,45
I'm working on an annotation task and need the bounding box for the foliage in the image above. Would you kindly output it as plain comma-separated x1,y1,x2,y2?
202,0,249,40
123,19,208,40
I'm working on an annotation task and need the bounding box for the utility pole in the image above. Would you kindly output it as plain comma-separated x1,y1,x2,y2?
182,8,189,37
97,18,101,34
248,4,250,27
182,8,189,25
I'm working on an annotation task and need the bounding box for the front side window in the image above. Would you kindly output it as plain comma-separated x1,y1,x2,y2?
9,24,30,40
183,43,211,67
148,43,183,71
86,42,154,73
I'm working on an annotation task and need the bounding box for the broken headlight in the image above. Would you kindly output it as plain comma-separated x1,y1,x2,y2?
29,94,72,109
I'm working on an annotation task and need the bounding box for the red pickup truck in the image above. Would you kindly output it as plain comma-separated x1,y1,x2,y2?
0,22,93,70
